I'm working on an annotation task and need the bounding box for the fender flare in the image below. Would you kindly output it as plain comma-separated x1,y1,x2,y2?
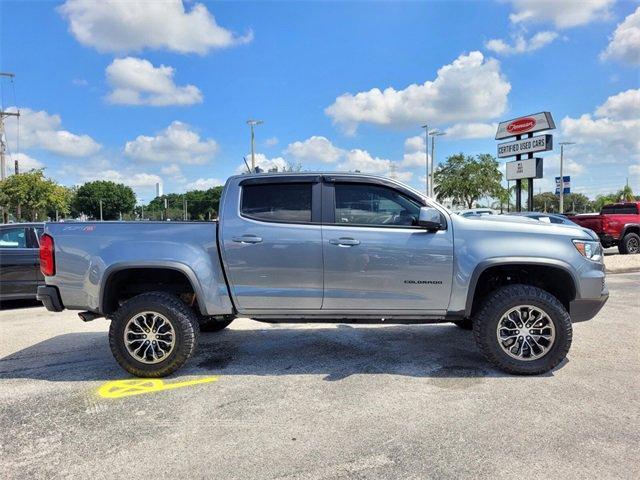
621,223,640,238
464,257,579,317
99,261,207,315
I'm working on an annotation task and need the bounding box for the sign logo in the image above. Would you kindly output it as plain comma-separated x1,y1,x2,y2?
507,117,536,134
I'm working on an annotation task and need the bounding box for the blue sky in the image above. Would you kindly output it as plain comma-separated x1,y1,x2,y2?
1,0,638,203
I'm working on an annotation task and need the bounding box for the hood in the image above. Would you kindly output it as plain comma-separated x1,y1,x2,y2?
454,213,593,240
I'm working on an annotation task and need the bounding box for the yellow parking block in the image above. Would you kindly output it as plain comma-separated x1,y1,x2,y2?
97,376,219,399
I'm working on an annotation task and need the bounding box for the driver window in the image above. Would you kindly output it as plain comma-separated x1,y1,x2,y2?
334,183,421,226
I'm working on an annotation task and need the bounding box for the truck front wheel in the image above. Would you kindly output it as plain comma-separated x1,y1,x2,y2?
108,292,199,377
473,285,572,375
618,232,640,254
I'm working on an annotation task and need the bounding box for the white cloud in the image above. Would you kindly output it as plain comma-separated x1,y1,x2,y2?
265,136,279,147
58,0,252,54
558,89,640,167
284,136,344,163
106,57,202,106
400,135,428,168
7,153,44,174
160,163,186,183
325,51,510,135
124,121,218,164
444,122,498,139
507,0,613,29
630,164,640,176
339,149,392,173
404,135,425,153
485,31,558,55
601,7,640,66
4,107,101,157
66,162,162,188
236,153,290,173
185,178,223,190
595,89,640,120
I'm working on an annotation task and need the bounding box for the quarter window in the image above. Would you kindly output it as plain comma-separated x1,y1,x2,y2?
334,184,422,226
241,183,312,223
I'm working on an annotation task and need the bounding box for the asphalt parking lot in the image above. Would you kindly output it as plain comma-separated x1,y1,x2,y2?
1,272,638,480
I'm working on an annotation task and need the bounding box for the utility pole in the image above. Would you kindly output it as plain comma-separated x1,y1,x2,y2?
0,72,20,223
246,119,263,172
99,199,103,221
421,124,429,196
183,197,187,221
558,142,575,214
429,130,446,198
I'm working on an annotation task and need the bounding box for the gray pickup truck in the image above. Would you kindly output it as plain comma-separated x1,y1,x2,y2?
37,173,608,377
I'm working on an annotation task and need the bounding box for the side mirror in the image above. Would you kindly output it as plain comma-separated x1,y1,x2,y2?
418,207,444,231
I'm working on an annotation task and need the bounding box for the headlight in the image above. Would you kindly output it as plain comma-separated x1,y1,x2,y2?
573,240,603,261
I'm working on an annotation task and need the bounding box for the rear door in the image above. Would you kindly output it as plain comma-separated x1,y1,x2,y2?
321,178,454,312
219,176,324,311
0,226,39,299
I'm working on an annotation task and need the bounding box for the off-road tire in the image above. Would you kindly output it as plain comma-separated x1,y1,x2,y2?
618,232,640,255
108,292,199,377
199,315,235,332
452,318,473,330
473,284,572,375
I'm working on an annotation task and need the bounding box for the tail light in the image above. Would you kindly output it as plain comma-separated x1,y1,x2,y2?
39,234,55,276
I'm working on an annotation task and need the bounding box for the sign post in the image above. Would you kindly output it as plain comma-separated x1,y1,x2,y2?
497,112,555,212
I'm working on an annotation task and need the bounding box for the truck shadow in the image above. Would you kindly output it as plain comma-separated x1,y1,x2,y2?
0,323,563,382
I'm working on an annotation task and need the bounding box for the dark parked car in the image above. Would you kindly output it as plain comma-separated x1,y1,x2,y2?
0,223,45,301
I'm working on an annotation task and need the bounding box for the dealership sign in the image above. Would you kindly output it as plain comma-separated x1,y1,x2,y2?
555,176,570,195
495,112,556,140
506,158,543,181
498,134,553,158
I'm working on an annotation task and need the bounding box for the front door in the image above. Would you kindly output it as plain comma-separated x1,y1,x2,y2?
219,177,323,311
321,180,454,312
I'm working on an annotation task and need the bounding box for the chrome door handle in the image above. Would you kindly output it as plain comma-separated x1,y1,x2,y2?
232,235,263,244
329,237,360,246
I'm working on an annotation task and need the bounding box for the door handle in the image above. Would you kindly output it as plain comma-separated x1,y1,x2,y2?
329,237,360,246
232,235,263,244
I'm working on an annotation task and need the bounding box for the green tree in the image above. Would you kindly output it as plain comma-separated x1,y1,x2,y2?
144,185,224,221
533,192,559,212
617,184,634,202
434,153,504,208
563,193,592,213
72,181,136,220
593,193,619,212
0,169,68,221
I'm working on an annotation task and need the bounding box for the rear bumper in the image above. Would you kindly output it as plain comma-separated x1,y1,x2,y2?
36,285,64,312
570,292,608,322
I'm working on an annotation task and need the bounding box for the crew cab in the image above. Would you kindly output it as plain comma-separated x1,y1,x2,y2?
568,202,640,254
37,173,608,377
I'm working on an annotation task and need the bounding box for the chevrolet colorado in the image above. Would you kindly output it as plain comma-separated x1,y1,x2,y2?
37,173,608,377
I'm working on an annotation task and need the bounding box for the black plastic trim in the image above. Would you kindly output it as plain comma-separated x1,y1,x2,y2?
37,285,64,312
239,175,322,186
570,294,609,322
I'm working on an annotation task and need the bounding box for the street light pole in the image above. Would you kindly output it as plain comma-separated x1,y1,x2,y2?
429,130,446,198
246,119,263,172
421,124,429,196
558,142,575,214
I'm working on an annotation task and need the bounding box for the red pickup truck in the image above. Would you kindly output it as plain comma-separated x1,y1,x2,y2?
568,202,640,254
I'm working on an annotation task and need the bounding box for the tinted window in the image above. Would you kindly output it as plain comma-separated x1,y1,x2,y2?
334,184,421,226
242,183,312,223
0,227,27,248
549,217,565,224
601,205,639,214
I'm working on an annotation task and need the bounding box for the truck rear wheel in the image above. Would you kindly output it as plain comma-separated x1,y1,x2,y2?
108,292,199,377
199,315,235,332
618,232,640,254
472,285,572,375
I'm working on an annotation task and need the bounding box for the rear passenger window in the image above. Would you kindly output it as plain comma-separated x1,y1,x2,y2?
0,228,27,248
242,183,312,223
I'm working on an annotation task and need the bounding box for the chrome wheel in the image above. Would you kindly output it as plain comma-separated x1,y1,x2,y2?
627,237,639,253
124,311,176,364
496,305,556,361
